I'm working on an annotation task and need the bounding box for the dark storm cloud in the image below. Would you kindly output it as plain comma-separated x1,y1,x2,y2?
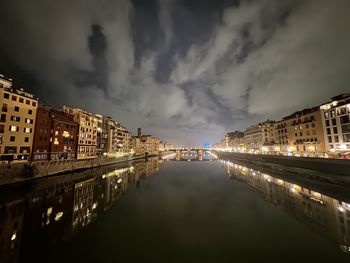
0,0,350,146
75,24,109,95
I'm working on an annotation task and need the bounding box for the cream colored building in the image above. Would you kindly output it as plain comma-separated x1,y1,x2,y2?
62,106,97,159
320,93,350,156
243,120,276,153
140,135,160,156
0,74,38,162
285,107,326,156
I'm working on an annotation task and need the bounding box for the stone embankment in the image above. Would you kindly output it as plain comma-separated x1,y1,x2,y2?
0,155,136,186
216,152,350,177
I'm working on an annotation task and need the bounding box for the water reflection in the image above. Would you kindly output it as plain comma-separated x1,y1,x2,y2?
220,159,350,255
0,157,161,263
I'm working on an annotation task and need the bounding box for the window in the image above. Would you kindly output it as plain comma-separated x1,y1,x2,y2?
0,124,4,133
328,136,332,143
333,127,338,134
312,130,316,135
311,123,315,128
2,104,8,113
325,120,330,127
326,128,331,135
28,109,32,115
12,95,17,101
331,110,336,118
338,107,347,115
331,119,336,126
334,135,339,143
26,100,30,105
324,112,329,119
10,116,20,122
24,137,29,143
32,101,37,107
342,124,350,133
344,134,350,143
4,93,10,99
10,136,15,142
19,98,24,103
299,132,303,136
25,118,33,124
24,127,32,133
0,114,6,122
10,126,19,132
340,115,350,124
306,124,309,129
14,106,19,112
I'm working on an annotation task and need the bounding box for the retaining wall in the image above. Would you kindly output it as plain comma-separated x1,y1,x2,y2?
216,152,350,176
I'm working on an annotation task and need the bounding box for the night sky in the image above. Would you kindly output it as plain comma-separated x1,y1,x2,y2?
0,0,349,146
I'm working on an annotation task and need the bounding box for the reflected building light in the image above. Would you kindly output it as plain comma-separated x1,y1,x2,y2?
47,207,53,216
277,179,284,185
54,212,64,221
337,206,345,213
11,233,16,241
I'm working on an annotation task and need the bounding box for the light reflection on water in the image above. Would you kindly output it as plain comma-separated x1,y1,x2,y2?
0,157,161,263
1,155,350,263
220,159,350,255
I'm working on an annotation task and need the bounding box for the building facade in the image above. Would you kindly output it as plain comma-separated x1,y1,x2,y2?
62,106,97,160
286,107,326,156
96,115,111,156
243,120,276,153
0,75,38,162
140,135,160,156
225,131,244,151
320,93,350,156
32,106,78,160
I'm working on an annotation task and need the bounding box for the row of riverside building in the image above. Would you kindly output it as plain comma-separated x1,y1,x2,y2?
0,74,171,163
214,93,350,158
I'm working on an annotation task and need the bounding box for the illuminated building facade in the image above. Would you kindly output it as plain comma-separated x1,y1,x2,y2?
96,115,111,155
285,107,326,156
320,93,350,156
0,74,38,162
32,106,78,160
62,106,97,159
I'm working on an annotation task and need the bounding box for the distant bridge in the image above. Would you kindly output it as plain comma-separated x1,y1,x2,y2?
167,148,214,161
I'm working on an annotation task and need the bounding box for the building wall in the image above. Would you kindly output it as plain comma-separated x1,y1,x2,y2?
32,106,52,160
62,106,97,160
32,107,79,160
320,94,350,155
0,76,38,162
287,107,326,155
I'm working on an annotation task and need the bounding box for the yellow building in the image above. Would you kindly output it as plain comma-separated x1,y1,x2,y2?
285,107,326,156
0,74,38,162
62,106,97,159
243,120,276,153
141,135,160,156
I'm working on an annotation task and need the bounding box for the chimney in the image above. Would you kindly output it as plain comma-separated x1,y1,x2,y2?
137,128,141,138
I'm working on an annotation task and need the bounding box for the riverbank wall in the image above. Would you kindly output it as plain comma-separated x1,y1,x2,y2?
216,152,350,177
0,154,158,186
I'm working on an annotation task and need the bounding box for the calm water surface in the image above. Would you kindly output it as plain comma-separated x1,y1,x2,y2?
1,156,350,263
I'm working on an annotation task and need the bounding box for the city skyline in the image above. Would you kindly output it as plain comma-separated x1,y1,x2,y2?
1,1,350,146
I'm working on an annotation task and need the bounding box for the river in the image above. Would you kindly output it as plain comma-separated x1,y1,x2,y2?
0,155,349,262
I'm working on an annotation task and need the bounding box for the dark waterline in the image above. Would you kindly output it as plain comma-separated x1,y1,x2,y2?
1,157,350,263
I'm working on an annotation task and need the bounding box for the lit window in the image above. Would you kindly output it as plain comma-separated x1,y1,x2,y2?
63,131,70,137
10,126,18,132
